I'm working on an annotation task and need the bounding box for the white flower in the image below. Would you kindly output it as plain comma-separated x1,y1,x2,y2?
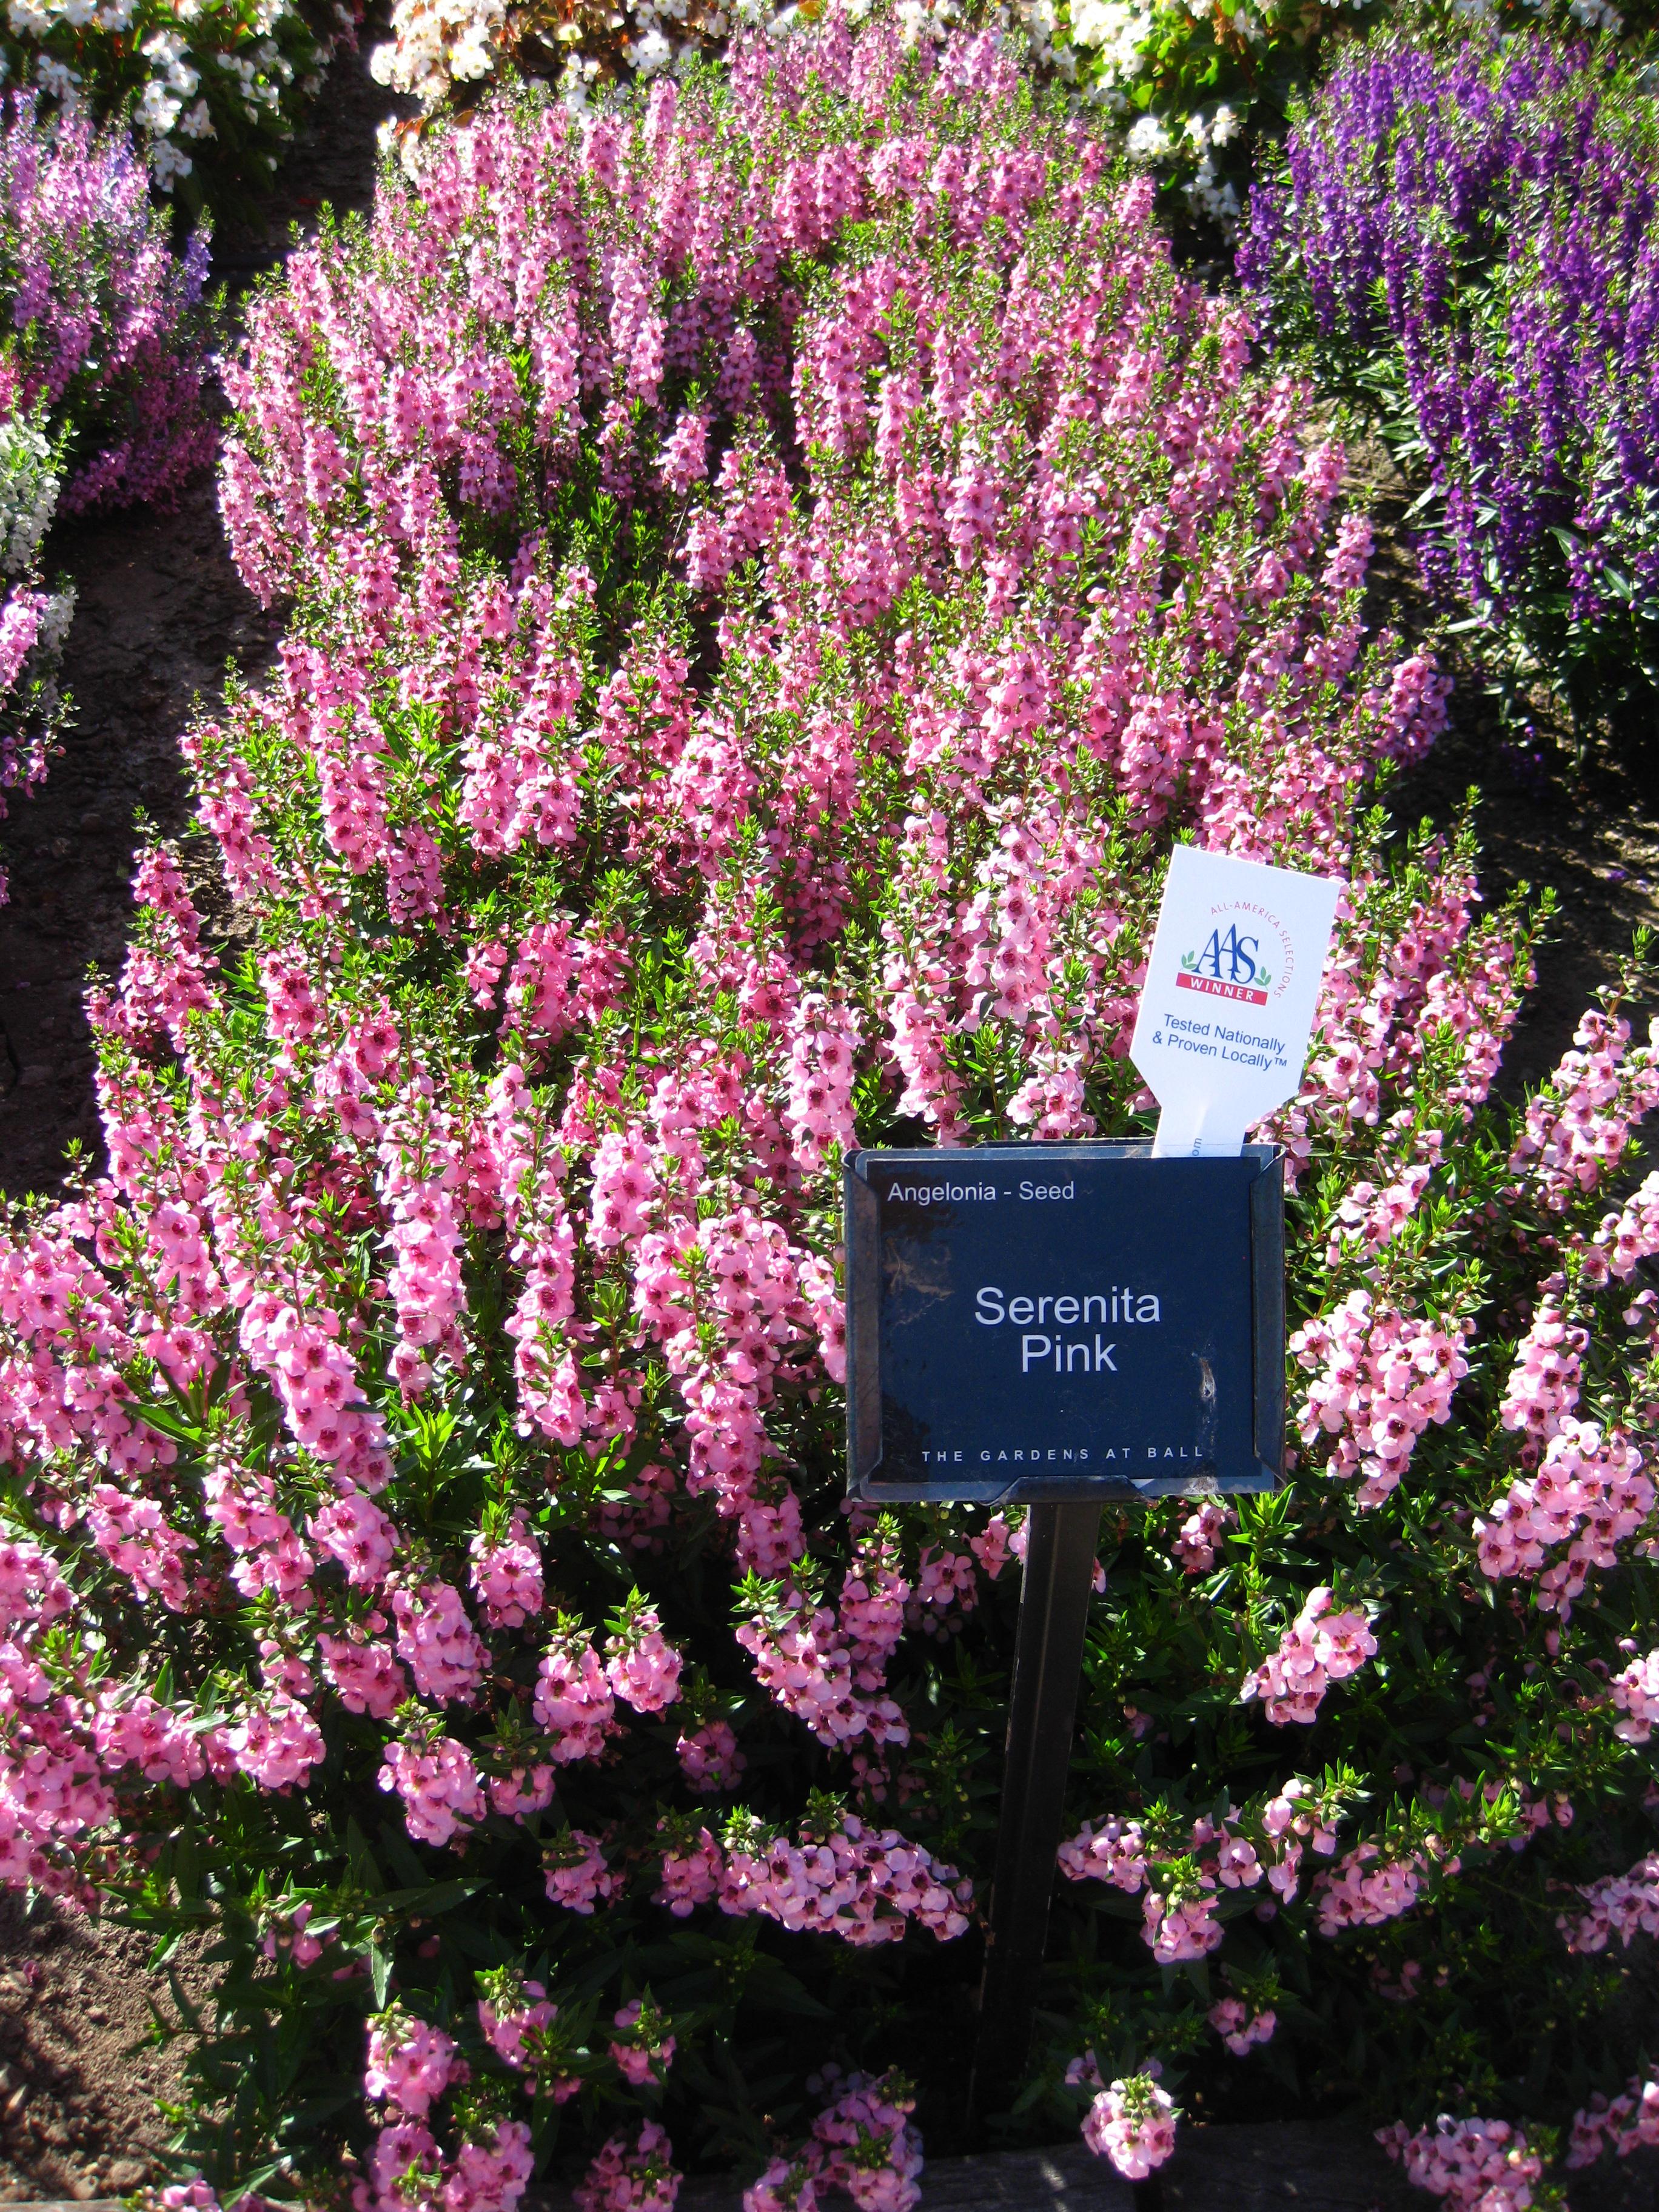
34,52,80,95
628,21,672,69
1569,0,1623,25
178,95,215,135
135,78,183,131
1068,0,1148,67
0,417,59,577
37,586,73,655
1185,151,1240,232
449,21,495,75
1124,112,1172,163
1209,100,1240,146
147,133,192,187
7,0,52,37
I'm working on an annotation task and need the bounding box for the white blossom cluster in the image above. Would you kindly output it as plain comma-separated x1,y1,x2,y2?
375,0,1076,119
0,416,58,577
1067,0,1150,99
1058,0,1381,233
369,0,506,103
35,582,73,657
1,0,346,193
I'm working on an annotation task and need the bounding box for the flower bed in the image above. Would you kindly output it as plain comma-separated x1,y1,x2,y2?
2,16,1659,2212
1241,25,1659,739
0,93,215,897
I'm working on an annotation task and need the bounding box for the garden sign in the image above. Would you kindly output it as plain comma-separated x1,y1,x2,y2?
842,848,1340,2115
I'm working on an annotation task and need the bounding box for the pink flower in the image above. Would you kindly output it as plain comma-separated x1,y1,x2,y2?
574,2123,680,2212
1241,1588,1377,1725
364,2011,458,2120
1082,2074,1178,2182
1378,2116,1540,2211
605,1600,683,1714
546,1829,620,1915
609,1997,676,2085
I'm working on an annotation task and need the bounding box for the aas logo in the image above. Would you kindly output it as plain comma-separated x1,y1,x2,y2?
1178,921,1273,1007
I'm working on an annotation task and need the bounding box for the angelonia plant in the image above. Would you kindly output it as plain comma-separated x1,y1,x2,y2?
0,0,357,205
1062,0,1644,235
0,94,215,509
5,16,1659,2212
0,404,70,903
0,90,216,894
1241,25,1659,739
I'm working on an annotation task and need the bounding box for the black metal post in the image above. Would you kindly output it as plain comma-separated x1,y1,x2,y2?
970,1499,1102,2116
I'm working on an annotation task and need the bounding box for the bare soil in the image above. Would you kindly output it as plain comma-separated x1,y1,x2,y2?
0,1892,213,2204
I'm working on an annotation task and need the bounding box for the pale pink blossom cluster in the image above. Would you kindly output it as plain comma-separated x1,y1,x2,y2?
477,1974,569,2094
1239,1586,1378,1724
1271,846,1526,1201
1567,2074,1659,2170
1313,1782,1566,1941
1060,1778,1341,1941
675,1718,746,1793
1208,1996,1275,2054
605,1604,684,1714
656,1814,971,1945
744,2073,922,2212
609,1997,676,2085
1557,1851,1659,1955
469,1514,544,1629
1080,2071,1178,2182
1376,2117,1541,2212
1171,1500,1233,1573
532,1623,620,1761
736,1589,908,1750
1593,1169,1659,1281
353,2118,534,2212
545,1829,622,1915
1473,1418,1654,1617
378,1730,487,1847
365,2011,459,2119
1313,1841,1424,1937
1290,1292,1470,1509
1509,1013,1659,1213
574,2123,680,2212
1496,1288,1586,1442
1609,1646,1659,1743
392,1580,490,1705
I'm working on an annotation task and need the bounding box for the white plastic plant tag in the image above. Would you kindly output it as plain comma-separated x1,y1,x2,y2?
1130,846,1341,1158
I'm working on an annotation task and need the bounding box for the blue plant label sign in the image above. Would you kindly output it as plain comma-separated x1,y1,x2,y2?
844,1143,1284,1504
